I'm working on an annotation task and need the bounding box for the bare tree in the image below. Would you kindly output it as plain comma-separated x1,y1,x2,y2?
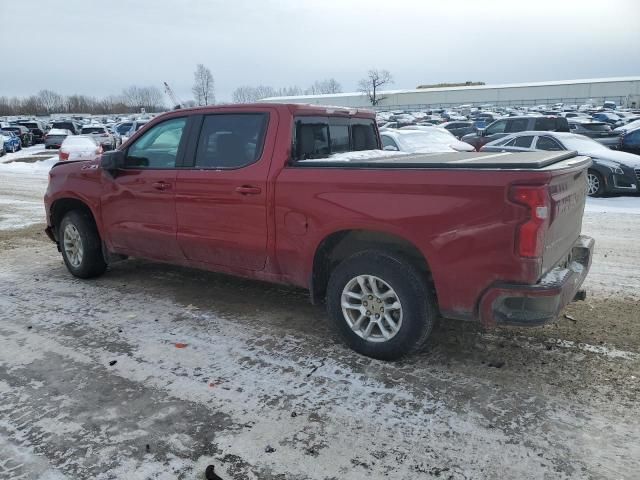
306,78,342,95
121,86,165,112
192,64,215,106
232,86,257,103
358,69,393,106
37,90,64,113
232,85,282,103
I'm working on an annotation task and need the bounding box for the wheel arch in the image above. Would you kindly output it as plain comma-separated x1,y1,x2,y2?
310,229,435,304
49,197,100,241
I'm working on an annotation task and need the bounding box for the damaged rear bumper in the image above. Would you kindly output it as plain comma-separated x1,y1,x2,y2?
479,235,594,327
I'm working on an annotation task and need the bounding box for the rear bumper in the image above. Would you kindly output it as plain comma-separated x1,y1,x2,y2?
479,235,594,327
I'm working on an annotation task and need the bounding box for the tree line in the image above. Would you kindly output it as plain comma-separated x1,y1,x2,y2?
0,86,166,116
1,64,397,116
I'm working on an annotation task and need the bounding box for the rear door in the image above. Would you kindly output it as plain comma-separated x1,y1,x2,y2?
175,109,276,270
101,116,189,260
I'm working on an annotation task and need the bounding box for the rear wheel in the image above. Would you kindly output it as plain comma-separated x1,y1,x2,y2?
586,169,605,197
59,211,107,278
326,250,436,360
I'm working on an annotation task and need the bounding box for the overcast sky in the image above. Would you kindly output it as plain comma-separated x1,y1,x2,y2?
2,0,639,103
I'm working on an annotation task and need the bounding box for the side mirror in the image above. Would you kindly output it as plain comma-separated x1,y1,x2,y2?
100,149,125,173
383,145,399,151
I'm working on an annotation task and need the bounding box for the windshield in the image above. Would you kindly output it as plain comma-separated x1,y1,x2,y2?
116,123,132,134
580,123,611,132
561,135,608,153
82,127,106,134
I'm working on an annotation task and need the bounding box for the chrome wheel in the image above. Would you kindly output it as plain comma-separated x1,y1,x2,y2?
341,275,402,343
586,172,600,196
63,224,84,268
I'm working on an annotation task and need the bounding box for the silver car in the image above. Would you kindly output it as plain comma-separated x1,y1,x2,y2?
80,125,116,150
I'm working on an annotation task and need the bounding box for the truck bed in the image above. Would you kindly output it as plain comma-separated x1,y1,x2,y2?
296,151,590,170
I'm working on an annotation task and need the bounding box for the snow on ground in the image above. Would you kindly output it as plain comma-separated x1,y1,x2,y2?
585,195,640,214
1,152,640,478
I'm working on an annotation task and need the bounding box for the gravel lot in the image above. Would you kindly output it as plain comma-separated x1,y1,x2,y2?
1,155,639,479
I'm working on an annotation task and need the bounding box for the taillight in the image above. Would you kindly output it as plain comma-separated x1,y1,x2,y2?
59,151,69,161
509,185,550,258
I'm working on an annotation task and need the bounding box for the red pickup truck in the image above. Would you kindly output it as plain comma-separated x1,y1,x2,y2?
44,104,594,360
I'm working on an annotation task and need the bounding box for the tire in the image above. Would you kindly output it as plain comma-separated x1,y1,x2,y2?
59,210,107,278
326,250,437,360
586,169,605,197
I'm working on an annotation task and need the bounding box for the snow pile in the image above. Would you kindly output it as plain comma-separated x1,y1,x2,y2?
299,149,408,162
0,156,58,174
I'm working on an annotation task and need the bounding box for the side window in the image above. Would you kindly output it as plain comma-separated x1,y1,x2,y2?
533,117,556,131
535,136,563,151
485,120,507,135
381,135,398,150
627,130,640,143
514,135,534,148
329,122,350,154
295,119,329,160
351,119,378,150
503,138,517,147
194,113,268,169
506,119,529,133
126,117,186,168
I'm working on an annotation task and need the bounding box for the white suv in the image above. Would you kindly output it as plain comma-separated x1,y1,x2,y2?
80,125,116,150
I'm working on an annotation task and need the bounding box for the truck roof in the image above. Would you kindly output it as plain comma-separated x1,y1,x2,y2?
154,103,377,120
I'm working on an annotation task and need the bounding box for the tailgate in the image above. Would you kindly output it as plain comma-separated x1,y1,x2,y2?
541,162,589,274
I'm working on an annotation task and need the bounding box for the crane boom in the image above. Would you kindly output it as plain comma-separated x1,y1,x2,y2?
163,82,183,110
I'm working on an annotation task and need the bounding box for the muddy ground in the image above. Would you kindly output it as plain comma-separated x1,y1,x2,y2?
0,164,639,479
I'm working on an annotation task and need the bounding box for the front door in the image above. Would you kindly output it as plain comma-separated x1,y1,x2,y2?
175,111,275,270
101,116,188,261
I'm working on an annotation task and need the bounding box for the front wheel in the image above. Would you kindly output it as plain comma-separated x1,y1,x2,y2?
326,250,437,360
586,169,605,197
59,211,107,278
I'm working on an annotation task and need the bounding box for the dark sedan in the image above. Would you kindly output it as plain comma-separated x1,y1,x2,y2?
438,121,476,139
480,131,639,197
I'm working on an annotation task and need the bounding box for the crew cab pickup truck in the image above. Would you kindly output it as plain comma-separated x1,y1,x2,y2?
44,104,594,360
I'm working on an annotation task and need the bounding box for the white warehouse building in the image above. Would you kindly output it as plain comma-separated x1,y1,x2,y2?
262,77,640,110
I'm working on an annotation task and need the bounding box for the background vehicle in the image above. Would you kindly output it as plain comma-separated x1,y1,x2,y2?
568,119,619,147
121,120,149,142
45,128,73,149
616,127,640,155
3,125,33,147
592,112,623,127
462,116,570,150
16,120,47,143
481,131,639,196
0,136,5,156
51,120,81,135
45,104,593,360
383,126,474,152
58,135,102,161
438,121,476,139
80,125,117,150
0,130,22,152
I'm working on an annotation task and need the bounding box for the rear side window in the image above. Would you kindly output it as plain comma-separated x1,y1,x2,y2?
293,117,378,160
514,135,534,148
194,113,268,169
536,136,563,151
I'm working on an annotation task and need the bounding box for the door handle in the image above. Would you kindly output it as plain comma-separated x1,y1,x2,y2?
235,185,262,195
152,181,171,191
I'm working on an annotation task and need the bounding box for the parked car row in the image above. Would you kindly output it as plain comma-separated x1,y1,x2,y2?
480,132,640,197
377,103,640,158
